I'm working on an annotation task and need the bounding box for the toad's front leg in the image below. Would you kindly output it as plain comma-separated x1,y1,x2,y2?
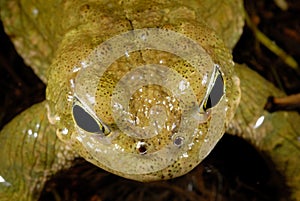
228,64,300,201
0,101,76,201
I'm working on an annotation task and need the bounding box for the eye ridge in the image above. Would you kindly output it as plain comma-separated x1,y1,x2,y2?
203,68,224,111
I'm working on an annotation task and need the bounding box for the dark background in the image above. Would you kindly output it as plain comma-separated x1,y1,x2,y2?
0,0,299,200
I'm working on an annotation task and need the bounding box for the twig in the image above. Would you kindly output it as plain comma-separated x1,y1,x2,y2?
244,10,299,73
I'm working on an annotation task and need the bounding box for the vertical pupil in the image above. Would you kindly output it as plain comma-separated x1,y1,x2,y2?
205,96,212,110
73,105,101,133
204,72,224,111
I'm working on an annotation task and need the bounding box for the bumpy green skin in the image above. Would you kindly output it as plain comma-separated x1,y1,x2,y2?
0,102,75,201
0,0,300,200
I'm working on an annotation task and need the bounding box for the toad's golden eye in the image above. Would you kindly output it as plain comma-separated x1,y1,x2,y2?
72,99,109,135
202,67,224,111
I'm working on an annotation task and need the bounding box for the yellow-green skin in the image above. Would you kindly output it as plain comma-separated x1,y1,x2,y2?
0,1,300,200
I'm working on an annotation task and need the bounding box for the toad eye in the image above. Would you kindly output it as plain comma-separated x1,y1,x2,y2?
72,101,109,134
203,67,224,111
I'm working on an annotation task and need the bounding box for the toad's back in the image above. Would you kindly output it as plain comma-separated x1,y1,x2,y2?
0,0,244,82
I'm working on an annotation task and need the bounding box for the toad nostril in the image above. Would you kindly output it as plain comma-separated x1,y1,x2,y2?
138,145,147,154
174,136,184,147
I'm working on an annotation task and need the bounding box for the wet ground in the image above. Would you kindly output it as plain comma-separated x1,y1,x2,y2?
0,0,299,200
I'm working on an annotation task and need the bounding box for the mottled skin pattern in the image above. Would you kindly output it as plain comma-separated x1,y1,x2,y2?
0,0,300,200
